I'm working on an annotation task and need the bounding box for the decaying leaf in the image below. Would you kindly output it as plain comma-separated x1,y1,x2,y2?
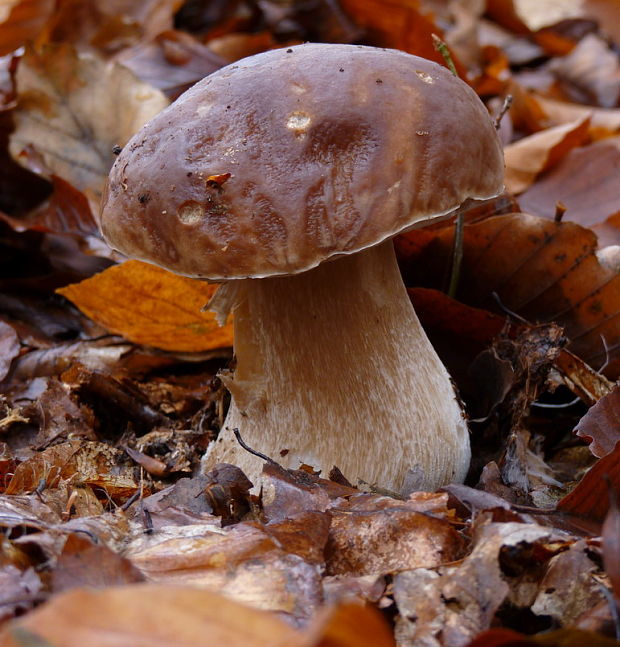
5,440,139,503
10,43,168,208
0,320,20,381
51,533,145,593
0,0,54,56
0,584,302,647
124,512,328,620
57,260,233,352
574,383,620,457
519,137,620,229
326,493,465,576
557,441,620,528
504,116,590,194
338,0,465,73
398,213,620,378
394,520,569,647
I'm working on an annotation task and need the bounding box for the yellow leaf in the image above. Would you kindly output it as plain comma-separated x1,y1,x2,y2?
57,260,233,352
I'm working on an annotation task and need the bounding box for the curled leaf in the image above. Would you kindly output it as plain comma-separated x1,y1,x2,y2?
57,260,233,353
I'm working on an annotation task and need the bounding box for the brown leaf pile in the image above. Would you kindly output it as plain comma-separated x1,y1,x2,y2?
2,0,620,645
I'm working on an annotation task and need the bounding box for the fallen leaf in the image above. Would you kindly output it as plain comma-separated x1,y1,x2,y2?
10,43,168,209
534,94,620,137
400,213,620,379
574,383,620,457
557,441,620,527
504,116,591,194
0,565,43,622
41,0,184,54
531,540,605,625
495,0,586,32
337,0,466,75
0,0,54,56
394,520,567,647
519,137,620,230
602,486,620,601
5,440,139,503
0,320,20,381
0,584,302,647
549,33,620,107
51,533,145,593
116,29,226,100
325,493,466,576
125,514,327,620
57,260,233,352
305,601,396,647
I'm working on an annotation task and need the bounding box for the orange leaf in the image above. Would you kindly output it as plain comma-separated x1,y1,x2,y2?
0,0,54,56
337,0,465,75
504,116,591,194
57,260,233,352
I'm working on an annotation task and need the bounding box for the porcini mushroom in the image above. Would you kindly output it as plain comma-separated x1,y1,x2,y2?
100,44,504,493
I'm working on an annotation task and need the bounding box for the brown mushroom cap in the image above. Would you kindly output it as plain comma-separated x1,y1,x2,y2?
100,43,504,280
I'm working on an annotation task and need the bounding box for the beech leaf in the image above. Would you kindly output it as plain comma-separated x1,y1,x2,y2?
0,0,54,56
57,260,233,353
9,43,168,207
557,441,620,526
574,383,620,457
503,116,591,194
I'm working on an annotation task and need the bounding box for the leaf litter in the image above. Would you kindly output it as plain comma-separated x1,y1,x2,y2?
2,1,620,646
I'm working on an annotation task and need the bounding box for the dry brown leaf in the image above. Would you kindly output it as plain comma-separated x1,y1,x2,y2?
557,441,620,526
504,116,591,194
337,0,465,75
535,94,620,136
51,533,145,593
399,213,620,378
507,0,586,31
57,260,233,353
0,320,19,381
602,487,620,601
9,43,168,209
326,493,465,577
531,540,605,625
549,33,620,108
0,584,302,647
394,521,567,647
519,136,620,229
574,383,620,457
5,440,138,502
41,0,184,55
116,29,226,100
0,0,54,56
306,602,396,647
125,513,327,620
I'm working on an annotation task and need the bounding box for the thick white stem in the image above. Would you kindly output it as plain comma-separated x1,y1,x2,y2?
202,242,470,493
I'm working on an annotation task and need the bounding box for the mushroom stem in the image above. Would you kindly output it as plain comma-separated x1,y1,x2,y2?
203,241,470,493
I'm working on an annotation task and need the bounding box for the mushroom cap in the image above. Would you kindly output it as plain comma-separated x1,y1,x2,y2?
100,43,504,280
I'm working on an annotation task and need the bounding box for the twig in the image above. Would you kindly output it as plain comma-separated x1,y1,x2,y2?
492,291,529,323
494,95,513,130
447,212,465,298
431,34,458,77
233,428,277,464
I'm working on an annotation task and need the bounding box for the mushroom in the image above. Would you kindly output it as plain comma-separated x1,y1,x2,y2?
100,43,504,493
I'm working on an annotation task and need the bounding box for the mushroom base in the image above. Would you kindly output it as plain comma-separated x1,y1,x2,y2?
202,241,470,493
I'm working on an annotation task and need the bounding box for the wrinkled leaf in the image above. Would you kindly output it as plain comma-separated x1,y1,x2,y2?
10,43,168,207
557,441,620,527
574,383,620,457
399,213,620,378
0,0,54,56
504,116,590,194
57,260,233,352
519,137,620,229
0,320,20,381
